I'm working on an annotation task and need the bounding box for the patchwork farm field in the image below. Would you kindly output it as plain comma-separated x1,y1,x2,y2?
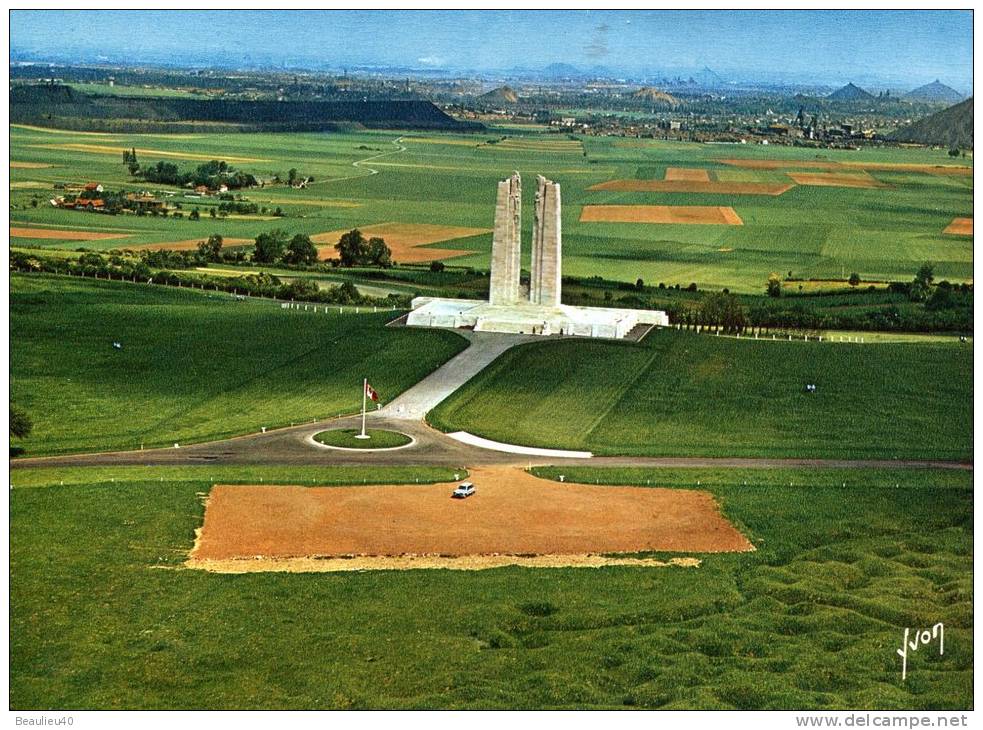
9,273,467,455
430,331,973,461
9,464,971,709
9,124,973,292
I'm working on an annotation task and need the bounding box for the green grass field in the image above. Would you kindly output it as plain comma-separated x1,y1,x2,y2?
430,330,973,460
9,125,972,292
8,120,974,712
10,273,467,455
9,464,971,709
313,428,413,449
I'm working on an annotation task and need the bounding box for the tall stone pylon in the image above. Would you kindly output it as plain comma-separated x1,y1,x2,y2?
488,171,522,305
529,175,562,307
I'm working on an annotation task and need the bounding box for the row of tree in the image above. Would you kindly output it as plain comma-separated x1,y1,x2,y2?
10,250,410,309
766,264,958,305
193,228,395,269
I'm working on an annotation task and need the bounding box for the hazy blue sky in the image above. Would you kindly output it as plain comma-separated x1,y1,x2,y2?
10,9,974,89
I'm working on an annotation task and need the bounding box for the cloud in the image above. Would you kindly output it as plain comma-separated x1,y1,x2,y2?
417,55,445,66
584,22,609,59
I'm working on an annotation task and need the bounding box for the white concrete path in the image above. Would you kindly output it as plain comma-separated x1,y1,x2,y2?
446,431,593,459
379,331,539,421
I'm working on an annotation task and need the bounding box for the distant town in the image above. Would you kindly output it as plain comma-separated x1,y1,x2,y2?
9,62,972,149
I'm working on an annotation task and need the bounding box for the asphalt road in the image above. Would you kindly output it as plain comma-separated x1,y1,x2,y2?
9,328,972,473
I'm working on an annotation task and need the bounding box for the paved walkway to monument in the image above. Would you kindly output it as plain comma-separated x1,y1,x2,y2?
10,411,972,470
380,331,540,420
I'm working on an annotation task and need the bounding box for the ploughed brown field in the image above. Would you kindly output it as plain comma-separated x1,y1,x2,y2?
580,205,744,225
9,226,132,241
189,466,752,564
943,217,973,236
589,179,793,195
718,158,973,176
311,222,490,263
28,143,268,164
128,237,253,251
786,171,889,189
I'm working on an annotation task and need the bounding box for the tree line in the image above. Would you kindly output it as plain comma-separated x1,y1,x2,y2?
9,250,410,309
123,151,258,190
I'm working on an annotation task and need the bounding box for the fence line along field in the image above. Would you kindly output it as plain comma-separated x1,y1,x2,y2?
9,124,972,292
10,273,467,455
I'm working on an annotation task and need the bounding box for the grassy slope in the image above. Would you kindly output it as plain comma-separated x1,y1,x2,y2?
10,274,467,455
9,465,464,489
9,466,971,709
313,428,413,449
9,126,972,292
429,331,973,460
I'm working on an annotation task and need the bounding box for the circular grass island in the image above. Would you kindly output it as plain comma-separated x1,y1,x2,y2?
312,428,413,450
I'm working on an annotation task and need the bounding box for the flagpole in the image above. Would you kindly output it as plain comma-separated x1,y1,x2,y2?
357,377,369,439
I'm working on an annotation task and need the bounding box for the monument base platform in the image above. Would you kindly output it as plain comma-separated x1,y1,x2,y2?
405,297,669,339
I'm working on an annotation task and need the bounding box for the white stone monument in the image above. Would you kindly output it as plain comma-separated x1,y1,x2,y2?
529,175,562,308
406,172,668,339
488,171,522,305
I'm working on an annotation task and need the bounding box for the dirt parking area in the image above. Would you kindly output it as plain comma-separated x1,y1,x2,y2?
189,466,752,566
580,205,743,225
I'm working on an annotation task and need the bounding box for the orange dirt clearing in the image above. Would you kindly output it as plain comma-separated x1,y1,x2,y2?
189,466,752,565
580,205,743,225
128,237,253,251
312,222,490,263
665,167,711,182
9,226,131,241
787,171,888,189
943,218,973,236
589,179,793,196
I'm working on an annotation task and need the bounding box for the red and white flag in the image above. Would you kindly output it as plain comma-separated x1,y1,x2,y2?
365,382,380,402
